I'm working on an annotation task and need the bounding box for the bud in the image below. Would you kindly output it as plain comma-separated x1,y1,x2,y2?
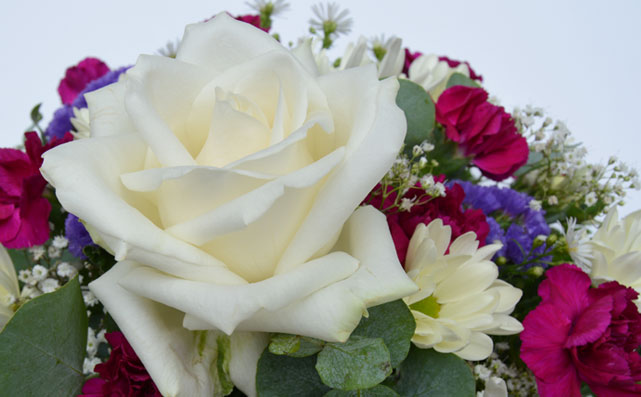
546,234,558,246
527,266,544,277
495,256,507,266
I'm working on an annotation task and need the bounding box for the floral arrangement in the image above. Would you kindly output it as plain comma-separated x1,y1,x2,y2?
1,2,640,396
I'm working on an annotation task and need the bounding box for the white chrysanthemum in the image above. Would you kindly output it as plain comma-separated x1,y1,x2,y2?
407,54,471,99
404,219,523,360
70,107,91,139
589,208,641,308
310,2,353,36
561,217,593,271
0,245,20,329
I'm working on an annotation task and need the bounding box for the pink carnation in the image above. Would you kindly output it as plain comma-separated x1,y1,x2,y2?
235,14,269,32
0,132,72,248
436,86,529,181
57,57,110,105
402,48,422,75
81,332,161,397
364,177,489,265
438,56,483,82
521,264,641,396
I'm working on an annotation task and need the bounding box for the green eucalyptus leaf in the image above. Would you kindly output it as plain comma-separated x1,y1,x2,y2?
0,277,88,396
395,79,435,153
256,350,330,397
324,384,399,397
352,300,415,368
269,333,301,355
8,249,30,273
268,334,324,357
389,346,475,397
316,336,392,391
446,73,480,89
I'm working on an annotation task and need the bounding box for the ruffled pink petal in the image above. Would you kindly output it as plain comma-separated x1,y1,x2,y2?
537,264,591,319
536,370,582,397
565,294,612,348
521,303,573,383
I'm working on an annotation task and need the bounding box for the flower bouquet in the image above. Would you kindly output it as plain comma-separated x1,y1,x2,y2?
1,2,640,396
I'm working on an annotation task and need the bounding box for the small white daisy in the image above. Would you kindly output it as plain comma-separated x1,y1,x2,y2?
247,0,290,16
310,2,353,36
561,217,593,272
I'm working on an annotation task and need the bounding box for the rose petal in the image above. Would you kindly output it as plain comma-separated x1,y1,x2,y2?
89,261,216,396
176,13,285,73
276,70,406,274
120,251,358,335
228,332,269,397
41,135,246,285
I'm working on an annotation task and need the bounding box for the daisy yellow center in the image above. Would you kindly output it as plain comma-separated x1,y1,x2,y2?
410,295,441,318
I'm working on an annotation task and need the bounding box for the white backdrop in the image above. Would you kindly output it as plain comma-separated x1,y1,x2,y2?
1,0,640,214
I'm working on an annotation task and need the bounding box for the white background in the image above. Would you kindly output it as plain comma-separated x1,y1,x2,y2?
1,0,640,214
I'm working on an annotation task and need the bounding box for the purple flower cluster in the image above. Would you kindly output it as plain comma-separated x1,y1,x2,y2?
65,214,95,259
45,66,130,140
454,181,550,267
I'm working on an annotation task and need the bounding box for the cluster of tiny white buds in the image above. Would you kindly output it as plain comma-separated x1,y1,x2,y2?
528,199,542,211
52,235,69,249
547,195,558,205
83,289,99,307
29,246,46,261
84,327,108,374
584,192,598,207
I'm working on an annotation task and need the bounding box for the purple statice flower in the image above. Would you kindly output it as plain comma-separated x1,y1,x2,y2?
454,181,550,267
45,66,130,141
44,105,74,141
65,214,95,259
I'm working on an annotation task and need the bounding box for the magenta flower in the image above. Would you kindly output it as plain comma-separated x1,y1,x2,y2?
80,332,161,397
520,264,641,396
57,57,110,105
435,85,529,181
0,132,72,248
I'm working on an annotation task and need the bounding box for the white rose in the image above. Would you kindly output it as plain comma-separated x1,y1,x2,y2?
41,14,417,397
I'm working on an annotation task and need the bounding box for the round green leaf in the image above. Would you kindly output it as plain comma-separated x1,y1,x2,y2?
395,79,435,153
446,73,481,89
316,336,392,391
0,277,88,396
256,350,330,397
324,384,400,397
352,300,415,368
390,346,475,397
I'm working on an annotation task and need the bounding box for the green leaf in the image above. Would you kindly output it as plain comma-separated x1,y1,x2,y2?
389,346,475,397
316,336,392,391
268,334,324,357
256,351,330,397
352,300,415,368
395,79,435,153
446,73,480,89
8,249,31,273
324,385,399,397
30,103,43,124
0,277,88,396
269,333,300,355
